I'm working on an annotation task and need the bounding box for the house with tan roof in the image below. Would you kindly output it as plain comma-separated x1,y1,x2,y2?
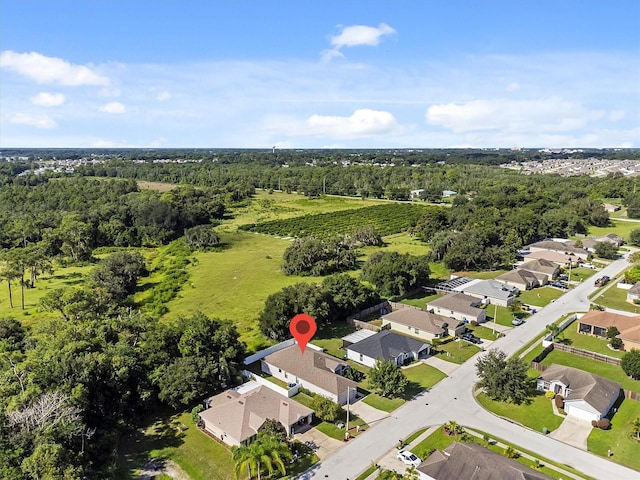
523,249,578,267
262,345,357,404
496,268,548,291
577,310,640,351
528,240,589,260
199,381,313,447
427,292,486,324
381,308,465,342
417,442,553,480
536,364,621,422
518,258,560,280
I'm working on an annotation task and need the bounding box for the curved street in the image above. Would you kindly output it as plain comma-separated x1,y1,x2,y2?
297,255,640,480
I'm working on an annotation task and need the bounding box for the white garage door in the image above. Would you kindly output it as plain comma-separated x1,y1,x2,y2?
565,404,598,423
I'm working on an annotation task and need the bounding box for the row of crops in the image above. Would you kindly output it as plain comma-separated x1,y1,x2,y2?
239,203,430,238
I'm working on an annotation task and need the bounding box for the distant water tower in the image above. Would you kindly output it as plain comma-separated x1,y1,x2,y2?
272,145,276,153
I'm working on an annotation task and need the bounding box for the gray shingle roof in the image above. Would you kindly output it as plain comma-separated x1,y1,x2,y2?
427,293,484,317
538,364,621,413
418,442,554,480
383,308,463,334
456,279,518,301
346,330,429,361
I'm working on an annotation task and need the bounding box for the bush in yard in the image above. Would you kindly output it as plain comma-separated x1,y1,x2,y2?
596,418,611,430
310,395,343,422
610,337,623,350
621,349,640,380
191,404,204,424
544,390,555,399
504,446,519,459
555,394,564,409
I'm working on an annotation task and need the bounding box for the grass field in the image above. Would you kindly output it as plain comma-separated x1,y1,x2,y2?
164,230,324,349
588,398,640,471
476,391,564,433
399,291,443,309
588,220,640,242
0,263,94,326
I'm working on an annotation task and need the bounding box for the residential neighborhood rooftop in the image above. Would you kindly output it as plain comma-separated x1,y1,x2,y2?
346,330,429,361
382,308,462,335
427,292,484,317
418,441,554,480
454,278,519,301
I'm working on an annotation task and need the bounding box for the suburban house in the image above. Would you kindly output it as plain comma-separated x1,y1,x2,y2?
262,345,358,404
527,239,590,260
453,279,519,306
417,442,554,480
593,233,625,246
381,308,465,342
410,188,425,199
426,292,487,324
441,189,457,197
536,364,621,422
627,281,640,304
603,203,621,213
522,249,578,267
340,329,377,349
518,258,560,280
345,330,430,368
496,268,548,291
577,310,640,351
199,381,313,447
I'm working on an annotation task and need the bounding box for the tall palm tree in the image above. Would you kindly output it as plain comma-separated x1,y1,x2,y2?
232,435,292,480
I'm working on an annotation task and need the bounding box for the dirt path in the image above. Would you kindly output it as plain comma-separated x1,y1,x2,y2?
138,459,190,480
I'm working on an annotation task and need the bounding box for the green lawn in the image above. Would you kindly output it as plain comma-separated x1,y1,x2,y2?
485,304,521,327
467,324,503,341
588,398,640,472
541,349,640,392
476,391,564,433
117,411,234,480
453,270,508,280
559,326,626,359
433,339,482,364
517,287,564,307
362,393,405,412
566,267,597,283
592,281,639,314
399,291,443,309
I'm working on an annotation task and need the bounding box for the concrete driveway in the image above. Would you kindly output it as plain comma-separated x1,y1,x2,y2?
421,355,459,376
347,399,389,427
294,427,343,460
549,415,592,450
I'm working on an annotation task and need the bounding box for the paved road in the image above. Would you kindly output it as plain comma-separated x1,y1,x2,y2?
297,256,640,480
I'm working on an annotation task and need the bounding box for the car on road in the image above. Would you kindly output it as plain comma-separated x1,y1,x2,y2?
594,275,610,287
397,450,421,467
511,318,525,326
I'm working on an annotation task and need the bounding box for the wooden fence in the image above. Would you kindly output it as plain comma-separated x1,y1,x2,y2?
553,343,621,366
346,301,391,324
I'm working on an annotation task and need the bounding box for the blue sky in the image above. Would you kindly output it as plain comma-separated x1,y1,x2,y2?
1,1,638,148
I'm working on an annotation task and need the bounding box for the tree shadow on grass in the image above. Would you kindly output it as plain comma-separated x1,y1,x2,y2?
116,411,187,479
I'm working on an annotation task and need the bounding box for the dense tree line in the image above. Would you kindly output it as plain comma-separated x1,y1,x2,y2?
259,274,380,341
361,251,431,298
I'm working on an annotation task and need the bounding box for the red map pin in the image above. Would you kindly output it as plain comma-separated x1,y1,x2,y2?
289,313,317,355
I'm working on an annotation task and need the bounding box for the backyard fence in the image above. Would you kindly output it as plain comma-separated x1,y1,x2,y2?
529,362,547,372
346,301,391,324
625,390,640,402
553,343,621,366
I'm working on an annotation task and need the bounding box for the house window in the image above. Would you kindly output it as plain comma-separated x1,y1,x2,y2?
278,368,282,373
450,310,454,315
414,328,420,334
284,373,288,379
359,354,363,361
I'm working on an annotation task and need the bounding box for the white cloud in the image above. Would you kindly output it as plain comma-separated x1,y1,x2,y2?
609,110,625,121
156,90,172,101
322,23,395,61
0,50,109,86
9,113,56,129
99,102,126,114
306,109,400,138
30,92,65,107
426,98,603,134
506,82,520,92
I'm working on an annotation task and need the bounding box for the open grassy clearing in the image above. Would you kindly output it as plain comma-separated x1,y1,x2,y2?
517,286,564,307
224,191,388,229
476,391,564,433
587,219,640,242
164,230,323,350
588,397,640,472
0,264,90,320
137,180,179,192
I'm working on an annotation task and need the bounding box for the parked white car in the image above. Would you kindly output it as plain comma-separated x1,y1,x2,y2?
397,450,421,467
